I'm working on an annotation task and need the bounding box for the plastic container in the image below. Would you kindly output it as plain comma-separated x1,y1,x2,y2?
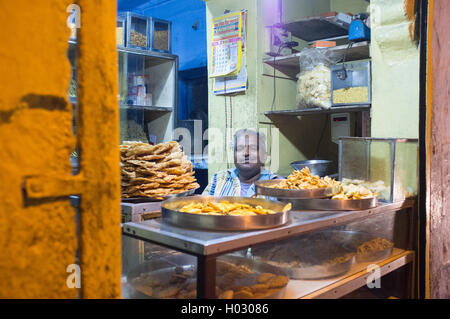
117,16,126,48
151,18,171,53
124,12,150,49
338,137,418,202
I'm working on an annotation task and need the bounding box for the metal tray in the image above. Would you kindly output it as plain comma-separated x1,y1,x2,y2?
122,188,198,203
255,179,337,199
126,254,288,299
285,197,378,211
250,230,369,280
161,196,291,231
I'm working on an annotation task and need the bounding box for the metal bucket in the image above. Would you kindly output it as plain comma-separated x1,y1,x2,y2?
290,159,334,177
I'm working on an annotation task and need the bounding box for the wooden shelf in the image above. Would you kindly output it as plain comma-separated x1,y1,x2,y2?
265,104,371,117
263,41,370,80
285,248,414,299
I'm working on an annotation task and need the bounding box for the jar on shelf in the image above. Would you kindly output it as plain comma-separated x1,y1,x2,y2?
124,12,150,50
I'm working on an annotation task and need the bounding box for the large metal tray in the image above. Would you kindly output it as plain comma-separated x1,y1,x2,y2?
122,188,198,203
126,254,288,299
250,230,382,280
285,197,378,211
255,179,337,199
161,196,291,231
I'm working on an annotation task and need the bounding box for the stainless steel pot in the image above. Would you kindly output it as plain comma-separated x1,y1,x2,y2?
290,159,334,177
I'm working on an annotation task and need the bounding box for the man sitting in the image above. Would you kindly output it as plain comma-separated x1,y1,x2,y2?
202,129,280,197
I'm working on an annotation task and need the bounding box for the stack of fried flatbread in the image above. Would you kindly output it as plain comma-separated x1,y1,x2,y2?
120,141,199,198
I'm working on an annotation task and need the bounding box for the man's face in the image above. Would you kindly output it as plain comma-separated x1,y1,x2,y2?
234,133,266,178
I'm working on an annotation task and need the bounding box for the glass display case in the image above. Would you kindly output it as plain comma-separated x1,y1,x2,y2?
338,137,419,202
118,48,177,144
121,199,416,299
67,25,178,152
331,60,371,106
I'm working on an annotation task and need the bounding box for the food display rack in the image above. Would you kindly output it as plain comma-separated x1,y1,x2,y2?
122,199,416,299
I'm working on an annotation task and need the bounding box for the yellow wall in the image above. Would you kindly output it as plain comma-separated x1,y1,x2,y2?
369,0,419,138
0,0,121,298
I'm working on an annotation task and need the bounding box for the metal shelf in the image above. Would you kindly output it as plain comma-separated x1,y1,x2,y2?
119,104,172,112
265,104,371,117
69,100,173,113
284,17,349,43
286,249,414,299
263,41,370,80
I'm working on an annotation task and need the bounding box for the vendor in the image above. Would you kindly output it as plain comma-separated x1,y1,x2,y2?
202,129,280,197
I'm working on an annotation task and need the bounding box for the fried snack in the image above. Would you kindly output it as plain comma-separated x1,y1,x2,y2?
271,167,340,190
257,272,276,284
266,275,289,288
156,287,180,298
251,283,270,294
331,183,376,200
178,200,280,216
218,290,234,299
131,259,288,299
120,141,198,198
234,289,254,299
358,238,394,254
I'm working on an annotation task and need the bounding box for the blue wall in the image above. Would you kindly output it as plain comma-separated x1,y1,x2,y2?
118,0,207,71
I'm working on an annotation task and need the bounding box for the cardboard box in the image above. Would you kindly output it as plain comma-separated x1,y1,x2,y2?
310,41,337,48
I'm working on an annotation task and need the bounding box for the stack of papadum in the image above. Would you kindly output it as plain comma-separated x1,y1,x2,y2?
120,141,199,198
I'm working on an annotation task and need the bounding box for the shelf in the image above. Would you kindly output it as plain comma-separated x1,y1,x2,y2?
284,17,349,43
69,100,172,113
263,41,370,80
265,104,371,117
285,249,414,299
120,104,172,112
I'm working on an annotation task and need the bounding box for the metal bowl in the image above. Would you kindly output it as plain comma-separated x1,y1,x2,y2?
250,230,359,280
255,179,337,199
290,159,334,177
161,196,291,231
285,197,378,211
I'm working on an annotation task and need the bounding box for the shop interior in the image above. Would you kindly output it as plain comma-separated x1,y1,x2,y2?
2,0,434,300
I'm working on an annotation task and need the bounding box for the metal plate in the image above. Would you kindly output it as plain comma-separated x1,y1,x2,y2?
250,230,377,280
284,197,378,211
122,188,198,203
255,179,337,199
161,196,291,231
126,254,288,299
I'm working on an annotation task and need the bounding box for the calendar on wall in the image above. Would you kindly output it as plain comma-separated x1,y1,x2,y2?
210,10,248,94
209,11,244,78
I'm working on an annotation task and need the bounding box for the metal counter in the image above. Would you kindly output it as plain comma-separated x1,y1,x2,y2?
122,200,412,256
122,200,414,298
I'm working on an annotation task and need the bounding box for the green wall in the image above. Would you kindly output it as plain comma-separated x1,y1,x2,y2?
205,0,419,180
